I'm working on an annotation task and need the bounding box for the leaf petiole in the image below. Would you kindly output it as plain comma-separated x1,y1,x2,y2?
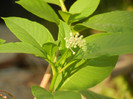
59,60,77,73
55,49,70,67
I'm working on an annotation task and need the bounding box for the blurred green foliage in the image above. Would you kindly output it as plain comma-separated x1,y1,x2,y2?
97,0,133,13
96,76,133,99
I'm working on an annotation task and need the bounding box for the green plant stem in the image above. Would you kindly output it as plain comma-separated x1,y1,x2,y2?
59,0,67,11
42,59,57,92
49,68,58,92
48,51,59,92
55,49,69,66
40,56,57,89
49,59,58,92
48,0,68,92
59,60,77,73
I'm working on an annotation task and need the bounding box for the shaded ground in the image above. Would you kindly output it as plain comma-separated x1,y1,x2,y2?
0,67,33,99
0,53,48,99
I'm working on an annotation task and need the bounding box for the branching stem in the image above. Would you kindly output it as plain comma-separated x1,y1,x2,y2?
49,69,58,92
40,0,68,93
59,0,67,11
59,60,77,73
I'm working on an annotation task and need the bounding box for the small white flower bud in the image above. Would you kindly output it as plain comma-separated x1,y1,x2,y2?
70,32,73,36
64,32,87,54
73,52,75,55
74,45,77,48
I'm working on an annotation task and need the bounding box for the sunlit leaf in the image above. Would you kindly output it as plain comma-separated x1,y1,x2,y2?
80,90,113,99
44,0,61,6
55,56,118,90
32,86,52,99
42,42,58,61
75,32,133,59
74,11,133,32
0,42,45,58
69,0,100,22
58,11,80,24
53,91,81,99
58,20,71,53
32,86,81,99
58,11,71,23
16,0,60,24
3,17,54,49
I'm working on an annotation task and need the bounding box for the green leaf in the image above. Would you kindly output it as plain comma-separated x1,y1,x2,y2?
58,11,80,24
58,11,71,23
69,0,100,22
75,32,133,59
55,56,118,90
55,49,72,67
42,42,58,61
44,0,66,6
32,86,81,99
44,0,61,6
80,90,113,99
74,11,133,32
58,20,71,53
3,17,54,49
0,39,6,45
32,86,53,99
16,0,60,24
0,42,45,58
53,91,81,99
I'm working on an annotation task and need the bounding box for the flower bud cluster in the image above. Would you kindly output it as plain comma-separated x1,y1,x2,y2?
64,32,87,54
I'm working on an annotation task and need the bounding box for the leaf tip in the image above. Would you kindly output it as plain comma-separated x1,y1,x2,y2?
1,17,9,22
0,39,6,45
1,17,5,20
15,0,20,4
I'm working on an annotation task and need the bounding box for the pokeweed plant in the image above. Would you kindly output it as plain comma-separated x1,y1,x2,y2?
0,0,133,99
